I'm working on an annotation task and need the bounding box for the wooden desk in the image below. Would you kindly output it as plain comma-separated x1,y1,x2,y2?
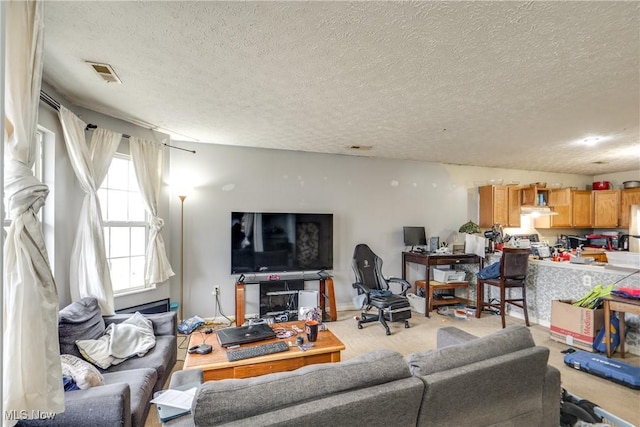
183,321,345,381
402,252,483,317
235,277,336,326
603,295,640,358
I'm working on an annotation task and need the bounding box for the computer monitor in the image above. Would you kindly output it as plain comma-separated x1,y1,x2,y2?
403,226,426,249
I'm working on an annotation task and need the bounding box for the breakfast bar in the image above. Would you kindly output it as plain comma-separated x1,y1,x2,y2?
498,259,640,354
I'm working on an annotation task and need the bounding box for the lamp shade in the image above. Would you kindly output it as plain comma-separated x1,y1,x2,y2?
458,220,481,234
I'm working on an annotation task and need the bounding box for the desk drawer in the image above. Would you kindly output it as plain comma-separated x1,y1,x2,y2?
432,257,478,265
234,358,304,378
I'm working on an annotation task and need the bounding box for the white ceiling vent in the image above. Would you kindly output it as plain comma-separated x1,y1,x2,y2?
85,61,122,84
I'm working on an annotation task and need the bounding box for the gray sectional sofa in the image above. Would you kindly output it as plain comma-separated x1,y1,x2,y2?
164,325,560,427
19,297,177,427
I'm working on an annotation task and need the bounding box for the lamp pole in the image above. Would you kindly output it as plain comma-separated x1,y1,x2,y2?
179,195,186,321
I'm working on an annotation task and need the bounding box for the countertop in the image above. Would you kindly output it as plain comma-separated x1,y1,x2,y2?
529,258,637,274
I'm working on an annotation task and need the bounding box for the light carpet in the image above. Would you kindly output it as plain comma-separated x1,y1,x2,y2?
146,310,640,426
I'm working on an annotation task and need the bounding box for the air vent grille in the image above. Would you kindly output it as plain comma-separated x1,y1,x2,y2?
85,61,122,84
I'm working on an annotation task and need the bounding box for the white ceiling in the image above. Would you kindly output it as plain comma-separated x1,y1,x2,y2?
42,1,640,175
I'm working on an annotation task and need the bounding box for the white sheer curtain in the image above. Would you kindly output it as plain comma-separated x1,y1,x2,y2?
130,137,174,285
58,107,121,315
3,0,64,423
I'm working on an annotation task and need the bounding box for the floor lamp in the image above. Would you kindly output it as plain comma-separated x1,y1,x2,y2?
179,194,186,321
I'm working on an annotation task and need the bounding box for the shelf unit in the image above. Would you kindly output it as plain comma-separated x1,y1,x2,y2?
414,280,469,314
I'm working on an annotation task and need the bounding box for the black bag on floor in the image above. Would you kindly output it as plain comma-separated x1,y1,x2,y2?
560,388,602,427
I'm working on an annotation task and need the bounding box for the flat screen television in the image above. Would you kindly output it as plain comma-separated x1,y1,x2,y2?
403,226,427,247
231,212,333,274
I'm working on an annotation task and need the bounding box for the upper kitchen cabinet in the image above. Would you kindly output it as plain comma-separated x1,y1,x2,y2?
592,190,620,228
507,186,522,228
521,185,550,206
572,190,592,228
479,185,521,228
619,188,640,228
534,188,572,228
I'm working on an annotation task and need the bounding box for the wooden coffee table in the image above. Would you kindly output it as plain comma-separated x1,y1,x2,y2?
183,321,346,381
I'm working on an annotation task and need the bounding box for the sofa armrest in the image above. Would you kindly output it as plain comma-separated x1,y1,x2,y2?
104,311,177,336
17,383,131,427
543,365,561,426
169,369,204,389
436,326,478,349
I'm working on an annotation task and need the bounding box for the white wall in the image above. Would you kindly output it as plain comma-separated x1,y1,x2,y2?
168,141,598,319
594,170,640,187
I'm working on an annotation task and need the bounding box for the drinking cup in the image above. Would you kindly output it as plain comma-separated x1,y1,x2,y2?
305,320,319,342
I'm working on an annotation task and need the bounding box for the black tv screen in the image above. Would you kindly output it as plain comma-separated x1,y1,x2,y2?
231,212,333,274
403,226,426,246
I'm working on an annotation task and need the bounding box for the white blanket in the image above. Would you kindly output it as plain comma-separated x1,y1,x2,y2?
76,312,156,369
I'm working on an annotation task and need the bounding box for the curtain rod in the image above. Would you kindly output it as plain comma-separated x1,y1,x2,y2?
39,90,196,154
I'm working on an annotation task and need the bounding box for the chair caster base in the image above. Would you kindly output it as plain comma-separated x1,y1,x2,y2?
404,321,410,328
385,329,391,336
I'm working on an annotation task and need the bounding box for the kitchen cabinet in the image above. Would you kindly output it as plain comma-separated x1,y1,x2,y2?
572,190,592,227
479,185,520,228
507,186,521,227
521,185,549,206
592,190,620,228
548,188,571,206
620,188,640,228
479,185,508,228
534,188,572,228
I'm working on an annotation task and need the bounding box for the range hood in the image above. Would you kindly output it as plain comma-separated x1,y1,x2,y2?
520,206,558,217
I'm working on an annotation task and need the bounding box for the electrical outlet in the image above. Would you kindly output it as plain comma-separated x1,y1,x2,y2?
582,276,592,288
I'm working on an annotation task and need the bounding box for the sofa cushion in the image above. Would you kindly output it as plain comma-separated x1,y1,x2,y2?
103,335,176,391
59,297,106,359
192,349,410,425
103,368,157,427
406,325,535,376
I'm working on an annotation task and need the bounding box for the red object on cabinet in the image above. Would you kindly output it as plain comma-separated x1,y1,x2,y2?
592,181,611,190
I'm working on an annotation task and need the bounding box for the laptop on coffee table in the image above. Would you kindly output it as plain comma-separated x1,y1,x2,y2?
216,324,276,348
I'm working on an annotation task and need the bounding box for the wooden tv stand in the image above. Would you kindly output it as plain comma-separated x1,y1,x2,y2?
235,275,336,325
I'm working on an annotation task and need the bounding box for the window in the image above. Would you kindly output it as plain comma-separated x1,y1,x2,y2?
99,154,149,294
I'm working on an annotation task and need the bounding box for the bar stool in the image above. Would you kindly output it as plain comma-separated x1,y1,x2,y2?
476,248,530,328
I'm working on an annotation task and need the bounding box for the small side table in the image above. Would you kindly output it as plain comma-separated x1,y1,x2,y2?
415,280,469,316
603,295,640,358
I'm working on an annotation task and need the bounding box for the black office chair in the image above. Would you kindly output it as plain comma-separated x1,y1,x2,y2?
476,248,531,328
351,244,411,335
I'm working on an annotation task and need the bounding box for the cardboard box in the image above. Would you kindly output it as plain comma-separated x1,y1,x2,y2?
550,299,604,352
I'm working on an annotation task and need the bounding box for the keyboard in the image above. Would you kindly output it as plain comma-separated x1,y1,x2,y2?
226,340,290,362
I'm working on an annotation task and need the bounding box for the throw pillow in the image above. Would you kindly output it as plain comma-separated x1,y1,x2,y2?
60,354,104,389
58,297,106,359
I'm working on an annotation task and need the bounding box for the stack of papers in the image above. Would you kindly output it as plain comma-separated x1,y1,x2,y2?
151,385,198,422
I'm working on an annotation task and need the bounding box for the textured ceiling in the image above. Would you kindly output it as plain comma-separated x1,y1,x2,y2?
42,1,640,175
